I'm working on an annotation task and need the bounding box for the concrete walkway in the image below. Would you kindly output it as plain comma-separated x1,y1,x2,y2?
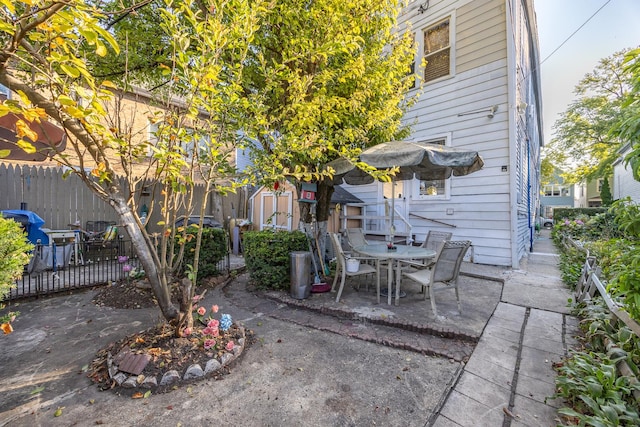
433,229,580,426
0,228,578,426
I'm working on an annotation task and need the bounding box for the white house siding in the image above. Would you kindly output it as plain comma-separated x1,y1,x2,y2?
394,0,516,266
614,145,640,203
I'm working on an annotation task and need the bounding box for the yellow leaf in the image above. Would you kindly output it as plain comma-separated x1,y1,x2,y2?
17,140,36,154
0,149,10,158
0,0,15,14
15,119,38,142
143,390,151,398
95,43,107,57
101,80,117,89
58,95,76,106
53,406,64,417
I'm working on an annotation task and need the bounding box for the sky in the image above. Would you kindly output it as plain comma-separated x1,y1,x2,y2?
534,0,640,145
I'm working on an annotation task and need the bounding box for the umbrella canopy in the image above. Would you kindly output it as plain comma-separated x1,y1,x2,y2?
328,140,484,185
326,140,484,242
0,113,66,162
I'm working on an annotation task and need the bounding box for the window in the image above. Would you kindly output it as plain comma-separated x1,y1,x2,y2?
408,32,416,89
543,185,568,197
416,137,450,199
423,18,450,83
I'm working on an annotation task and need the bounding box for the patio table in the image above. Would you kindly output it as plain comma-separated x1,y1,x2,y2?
353,244,436,305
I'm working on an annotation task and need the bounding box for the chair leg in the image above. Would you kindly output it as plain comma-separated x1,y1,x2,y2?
454,280,462,314
429,284,438,317
331,264,341,292
335,269,347,303
376,261,381,304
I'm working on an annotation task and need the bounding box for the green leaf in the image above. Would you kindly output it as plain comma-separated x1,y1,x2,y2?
30,386,45,395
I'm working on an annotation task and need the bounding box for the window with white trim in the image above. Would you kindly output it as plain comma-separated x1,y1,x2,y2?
147,121,209,160
423,17,451,83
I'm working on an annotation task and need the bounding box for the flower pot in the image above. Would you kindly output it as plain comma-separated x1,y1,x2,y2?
346,258,360,273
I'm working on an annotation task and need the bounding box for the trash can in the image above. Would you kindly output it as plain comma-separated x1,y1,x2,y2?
290,251,312,299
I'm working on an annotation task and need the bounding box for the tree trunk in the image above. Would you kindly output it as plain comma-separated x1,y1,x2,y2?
111,196,179,323
296,180,334,276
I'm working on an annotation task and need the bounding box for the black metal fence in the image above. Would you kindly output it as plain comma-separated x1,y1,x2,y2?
4,238,231,301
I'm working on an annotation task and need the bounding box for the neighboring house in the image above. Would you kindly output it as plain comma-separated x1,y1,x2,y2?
539,168,586,219
613,143,640,202
585,177,613,207
0,86,245,229
336,0,544,267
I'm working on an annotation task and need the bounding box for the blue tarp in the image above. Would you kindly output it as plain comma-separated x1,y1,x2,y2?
1,209,49,244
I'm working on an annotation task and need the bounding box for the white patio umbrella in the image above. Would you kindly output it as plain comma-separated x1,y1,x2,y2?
327,140,484,242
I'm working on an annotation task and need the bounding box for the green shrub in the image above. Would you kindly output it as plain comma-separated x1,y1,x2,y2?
0,217,33,328
243,229,308,290
179,226,228,281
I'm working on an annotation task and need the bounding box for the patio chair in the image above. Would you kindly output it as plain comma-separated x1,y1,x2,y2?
401,240,471,318
83,220,118,252
400,230,452,270
329,233,381,303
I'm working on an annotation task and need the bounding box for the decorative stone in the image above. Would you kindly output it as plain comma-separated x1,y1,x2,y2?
141,376,158,389
160,370,180,386
232,345,242,356
112,372,128,386
204,359,221,374
220,352,233,367
122,376,138,388
183,364,204,380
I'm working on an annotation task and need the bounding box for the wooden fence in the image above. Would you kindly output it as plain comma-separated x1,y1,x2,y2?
0,163,248,232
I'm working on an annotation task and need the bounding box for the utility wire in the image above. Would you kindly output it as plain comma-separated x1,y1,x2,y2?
539,0,612,66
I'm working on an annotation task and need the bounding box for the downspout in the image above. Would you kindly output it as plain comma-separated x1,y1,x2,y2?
527,138,533,252
506,0,519,269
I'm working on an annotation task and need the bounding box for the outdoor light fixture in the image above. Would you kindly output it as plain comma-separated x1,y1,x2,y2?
418,1,430,14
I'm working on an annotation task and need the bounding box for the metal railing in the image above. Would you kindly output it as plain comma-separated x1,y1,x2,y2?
4,239,230,301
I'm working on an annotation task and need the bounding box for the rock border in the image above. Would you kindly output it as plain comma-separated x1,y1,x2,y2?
106,325,246,391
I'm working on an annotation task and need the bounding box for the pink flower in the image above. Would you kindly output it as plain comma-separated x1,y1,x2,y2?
197,306,206,316
210,327,219,337
183,327,192,336
211,305,219,313
122,264,133,273
202,326,213,335
207,319,219,328
204,339,216,350
192,295,201,303
225,341,235,351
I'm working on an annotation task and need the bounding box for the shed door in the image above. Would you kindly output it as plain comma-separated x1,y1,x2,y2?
260,191,293,230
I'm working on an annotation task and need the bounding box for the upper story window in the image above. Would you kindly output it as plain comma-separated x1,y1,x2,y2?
544,185,569,197
423,18,451,83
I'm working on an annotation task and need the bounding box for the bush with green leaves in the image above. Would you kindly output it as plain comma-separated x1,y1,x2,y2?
243,229,308,290
553,298,640,426
178,226,228,282
0,217,33,326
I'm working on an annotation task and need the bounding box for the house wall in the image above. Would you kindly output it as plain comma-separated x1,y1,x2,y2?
1,87,242,230
371,0,542,267
614,145,640,202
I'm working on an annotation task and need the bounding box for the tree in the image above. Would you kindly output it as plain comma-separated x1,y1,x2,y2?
543,49,636,184
600,177,612,206
239,0,419,241
0,0,260,334
613,48,640,178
